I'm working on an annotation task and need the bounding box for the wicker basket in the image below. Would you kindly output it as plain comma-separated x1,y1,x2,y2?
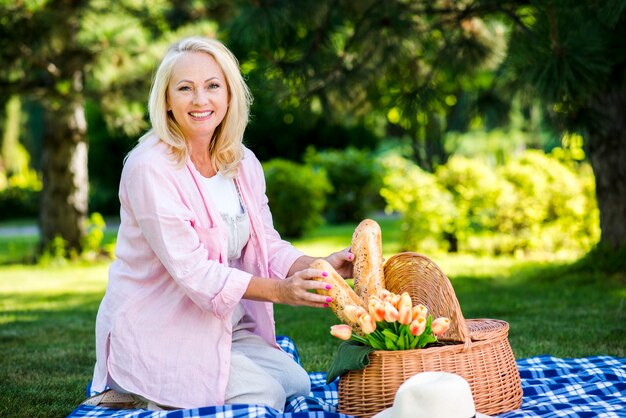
337,252,523,417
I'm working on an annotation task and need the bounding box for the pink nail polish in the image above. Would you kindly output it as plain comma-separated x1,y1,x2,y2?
322,271,328,277
325,284,332,290
326,297,333,303
323,303,329,308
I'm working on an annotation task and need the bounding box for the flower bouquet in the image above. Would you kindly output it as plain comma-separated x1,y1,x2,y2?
329,289,450,351
311,219,523,417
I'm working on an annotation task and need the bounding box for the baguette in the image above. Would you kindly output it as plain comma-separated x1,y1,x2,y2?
310,258,364,326
351,219,385,306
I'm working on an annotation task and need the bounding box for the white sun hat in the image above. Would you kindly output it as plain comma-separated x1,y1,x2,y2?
372,371,492,418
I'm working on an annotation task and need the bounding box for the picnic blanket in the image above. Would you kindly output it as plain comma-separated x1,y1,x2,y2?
68,336,626,418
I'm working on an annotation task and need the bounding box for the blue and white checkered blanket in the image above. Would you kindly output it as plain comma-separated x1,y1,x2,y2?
68,336,626,418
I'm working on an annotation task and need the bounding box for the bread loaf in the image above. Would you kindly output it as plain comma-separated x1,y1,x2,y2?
310,258,364,326
351,219,385,306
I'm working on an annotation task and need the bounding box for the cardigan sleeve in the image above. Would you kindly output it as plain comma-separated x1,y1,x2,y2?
120,158,252,319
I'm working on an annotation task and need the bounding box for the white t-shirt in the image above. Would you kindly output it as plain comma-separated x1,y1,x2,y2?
202,172,250,263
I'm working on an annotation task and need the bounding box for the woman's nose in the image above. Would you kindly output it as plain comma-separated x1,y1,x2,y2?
192,90,208,105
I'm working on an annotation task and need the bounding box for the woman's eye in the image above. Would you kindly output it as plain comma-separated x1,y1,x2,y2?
178,86,192,92
208,83,220,90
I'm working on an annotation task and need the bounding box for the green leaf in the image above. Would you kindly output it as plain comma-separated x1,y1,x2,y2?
382,329,399,343
367,334,386,350
384,337,398,350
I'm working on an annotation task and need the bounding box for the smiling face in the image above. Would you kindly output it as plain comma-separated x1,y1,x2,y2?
167,52,229,144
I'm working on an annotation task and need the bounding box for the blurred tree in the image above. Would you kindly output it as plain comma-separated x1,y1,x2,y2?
0,0,216,254
0,0,92,252
224,0,513,171
504,0,626,251
225,0,625,251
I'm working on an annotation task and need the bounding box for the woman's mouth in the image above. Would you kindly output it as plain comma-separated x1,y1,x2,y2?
189,111,213,119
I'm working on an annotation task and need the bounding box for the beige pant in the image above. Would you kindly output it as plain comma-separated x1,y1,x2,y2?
107,304,310,411
225,328,311,412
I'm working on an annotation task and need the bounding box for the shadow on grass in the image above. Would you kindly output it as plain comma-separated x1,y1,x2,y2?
0,291,103,418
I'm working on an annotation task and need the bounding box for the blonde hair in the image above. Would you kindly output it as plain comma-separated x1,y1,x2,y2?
139,36,252,177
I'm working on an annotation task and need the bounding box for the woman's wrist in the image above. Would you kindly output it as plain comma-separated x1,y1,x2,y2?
244,276,281,304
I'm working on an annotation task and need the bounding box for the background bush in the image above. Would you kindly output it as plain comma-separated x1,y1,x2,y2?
381,150,599,257
304,146,384,223
380,154,456,252
435,155,507,253
495,150,599,256
0,169,41,220
263,159,332,238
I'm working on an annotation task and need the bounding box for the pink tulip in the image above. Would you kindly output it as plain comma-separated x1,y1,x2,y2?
431,317,451,337
330,324,353,340
397,304,412,325
384,302,399,322
369,299,386,322
359,313,377,334
410,317,426,336
411,304,428,321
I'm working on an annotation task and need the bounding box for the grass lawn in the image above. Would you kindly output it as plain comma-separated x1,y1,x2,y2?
0,217,624,417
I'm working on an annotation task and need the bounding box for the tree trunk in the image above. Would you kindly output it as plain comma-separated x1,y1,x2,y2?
39,70,89,254
587,87,626,251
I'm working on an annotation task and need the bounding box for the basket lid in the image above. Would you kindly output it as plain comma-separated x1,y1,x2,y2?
383,252,470,344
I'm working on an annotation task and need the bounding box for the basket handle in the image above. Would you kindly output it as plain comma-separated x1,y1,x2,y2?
383,252,471,347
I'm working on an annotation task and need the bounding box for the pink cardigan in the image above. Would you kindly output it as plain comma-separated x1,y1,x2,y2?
91,136,304,408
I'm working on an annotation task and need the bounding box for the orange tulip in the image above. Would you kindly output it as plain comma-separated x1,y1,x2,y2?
397,304,412,325
354,306,368,320
330,324,353,340
384,302,399,322
431,317,451,337
378,289,392,302
369,294,382,304
359,313,377,334
411,304,428,321
390,293,402,309
369,299,386,322
409,317,426,336
399,292,412,310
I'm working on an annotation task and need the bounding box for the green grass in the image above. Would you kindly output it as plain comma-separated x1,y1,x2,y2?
0,217,625,417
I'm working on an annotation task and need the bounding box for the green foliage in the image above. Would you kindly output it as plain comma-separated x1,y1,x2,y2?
81,213,108,260
496,150,599,255
435,155,508,253
38,235,73,267
263,159,332,238
303,146,383,223
380,154,456,253
37,213,112,265
0,169,41,220
505,1,618,105
382,149,599,257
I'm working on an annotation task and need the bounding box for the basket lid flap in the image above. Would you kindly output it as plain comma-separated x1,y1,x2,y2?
384,252,470,343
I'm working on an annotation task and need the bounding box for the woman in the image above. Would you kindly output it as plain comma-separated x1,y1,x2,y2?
89,36,353,411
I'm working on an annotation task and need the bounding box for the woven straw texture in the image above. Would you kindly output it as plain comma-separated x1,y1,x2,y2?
337,252,523,417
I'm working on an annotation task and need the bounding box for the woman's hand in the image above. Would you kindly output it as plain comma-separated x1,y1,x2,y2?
324,247,354,279
274,268,333,308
